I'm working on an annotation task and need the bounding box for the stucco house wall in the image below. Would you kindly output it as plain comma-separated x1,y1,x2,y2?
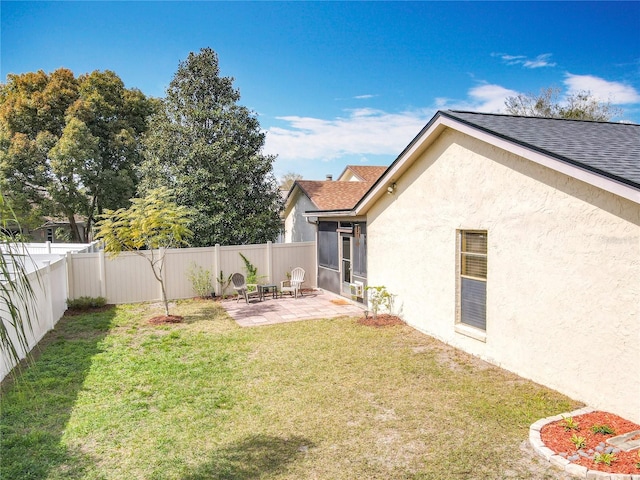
284,190,317,243
366,128,640,423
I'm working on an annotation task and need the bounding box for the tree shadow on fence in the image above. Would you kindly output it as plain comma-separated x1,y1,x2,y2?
182,434,314,480
0,307,117,479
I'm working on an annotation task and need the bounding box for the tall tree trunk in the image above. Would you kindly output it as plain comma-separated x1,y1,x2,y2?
67,214,81,242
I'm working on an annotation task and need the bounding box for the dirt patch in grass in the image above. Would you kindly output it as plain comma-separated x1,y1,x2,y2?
541,410,640,475
357,314,404,327
148,315,184,325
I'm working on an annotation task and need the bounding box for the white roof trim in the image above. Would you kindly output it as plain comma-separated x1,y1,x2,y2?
356,115,639,214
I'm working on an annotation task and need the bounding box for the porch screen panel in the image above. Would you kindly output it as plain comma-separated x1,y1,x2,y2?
459,231,487,331
318,222,339,270
352,223,367,277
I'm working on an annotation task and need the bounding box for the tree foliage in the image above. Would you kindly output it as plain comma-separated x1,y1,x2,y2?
95,187,193,316
504,87,621,121
0,68,156,241
139,48,282,247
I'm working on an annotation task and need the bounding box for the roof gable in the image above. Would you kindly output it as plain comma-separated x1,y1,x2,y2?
337,165,388,182
442,111,640,189
357,110,640,213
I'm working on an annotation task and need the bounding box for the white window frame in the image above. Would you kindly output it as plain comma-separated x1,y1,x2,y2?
455,230,487,342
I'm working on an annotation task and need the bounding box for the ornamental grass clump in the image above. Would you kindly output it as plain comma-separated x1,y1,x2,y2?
562,416,580,431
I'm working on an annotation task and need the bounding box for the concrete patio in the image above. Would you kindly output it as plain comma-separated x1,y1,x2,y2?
220,288,365,327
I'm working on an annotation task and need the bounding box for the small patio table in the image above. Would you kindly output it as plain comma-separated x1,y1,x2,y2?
258,284,279,301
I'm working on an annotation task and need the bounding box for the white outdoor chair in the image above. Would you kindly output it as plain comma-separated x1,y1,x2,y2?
231,273,260,303
280,267,305,298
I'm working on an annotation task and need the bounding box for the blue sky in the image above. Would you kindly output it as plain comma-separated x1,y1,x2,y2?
2,1,639,181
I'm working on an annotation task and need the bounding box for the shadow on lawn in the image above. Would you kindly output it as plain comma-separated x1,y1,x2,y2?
182,434,314,480
0,307,117,479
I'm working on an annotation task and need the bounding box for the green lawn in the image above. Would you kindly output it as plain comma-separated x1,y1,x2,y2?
1,300,581,479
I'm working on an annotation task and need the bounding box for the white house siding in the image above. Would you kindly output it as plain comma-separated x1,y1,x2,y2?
284,191,318,243
367,129,640,423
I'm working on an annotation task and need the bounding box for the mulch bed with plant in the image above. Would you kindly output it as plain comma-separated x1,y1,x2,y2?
357,314,405,328
541,410,640,475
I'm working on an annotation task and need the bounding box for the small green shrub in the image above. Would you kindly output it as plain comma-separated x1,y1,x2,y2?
591,424,615,435
570,434,586,450
66,296,107,310
562,416,580,431
186,262,213,298
593,452,617,466
216,270,232,299
239,253,264,291
365,285,394,319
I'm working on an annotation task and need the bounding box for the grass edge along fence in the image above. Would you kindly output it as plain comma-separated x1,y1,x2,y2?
1,241,316,382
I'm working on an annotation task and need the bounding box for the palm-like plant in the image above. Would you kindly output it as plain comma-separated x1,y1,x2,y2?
0,194,37,376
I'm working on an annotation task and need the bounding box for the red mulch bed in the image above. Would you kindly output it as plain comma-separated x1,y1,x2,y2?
148,315,184,325
541,411,640,474
357,314,404,327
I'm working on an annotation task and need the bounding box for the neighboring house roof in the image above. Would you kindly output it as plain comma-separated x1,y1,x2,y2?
286,165,387,213
295,180,375,211
338,165,388,182
37,215,87,229
356,110,640,214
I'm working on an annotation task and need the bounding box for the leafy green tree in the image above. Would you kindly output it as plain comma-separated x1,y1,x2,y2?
0,68,155,242
504,87,621,121
95,187,193,316
0,193,37,375
139,47,282,247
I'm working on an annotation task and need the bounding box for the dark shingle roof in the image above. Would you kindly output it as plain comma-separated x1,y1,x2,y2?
440,110,640,190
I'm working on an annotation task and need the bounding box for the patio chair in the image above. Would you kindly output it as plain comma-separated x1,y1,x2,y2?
280,267,305,298
231,273,260,303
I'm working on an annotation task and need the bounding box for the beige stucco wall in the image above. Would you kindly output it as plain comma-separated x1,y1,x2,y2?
367,129,640,423
284,190,317,243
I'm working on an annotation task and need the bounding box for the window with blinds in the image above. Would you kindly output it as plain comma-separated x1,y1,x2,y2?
459,230,487,331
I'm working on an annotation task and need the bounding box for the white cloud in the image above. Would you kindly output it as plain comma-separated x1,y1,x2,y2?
468,84,519,112
563,73,640,104
264,108,433,162
264,73,640,172
437,84,519,113
264,83,523,164
494,52,556,69
523,54,556,69
354,94,377,100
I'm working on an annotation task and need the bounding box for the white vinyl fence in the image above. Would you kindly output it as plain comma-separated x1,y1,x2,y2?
11,241,100,256
1,256,68,380
68,241,316,303
1,241,316,381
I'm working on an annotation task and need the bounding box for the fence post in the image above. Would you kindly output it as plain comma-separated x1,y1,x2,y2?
46,241,51,254
66,251,74,300
99,250,107,299
214,244,221,296
266,241,273,283
43,261,54,330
